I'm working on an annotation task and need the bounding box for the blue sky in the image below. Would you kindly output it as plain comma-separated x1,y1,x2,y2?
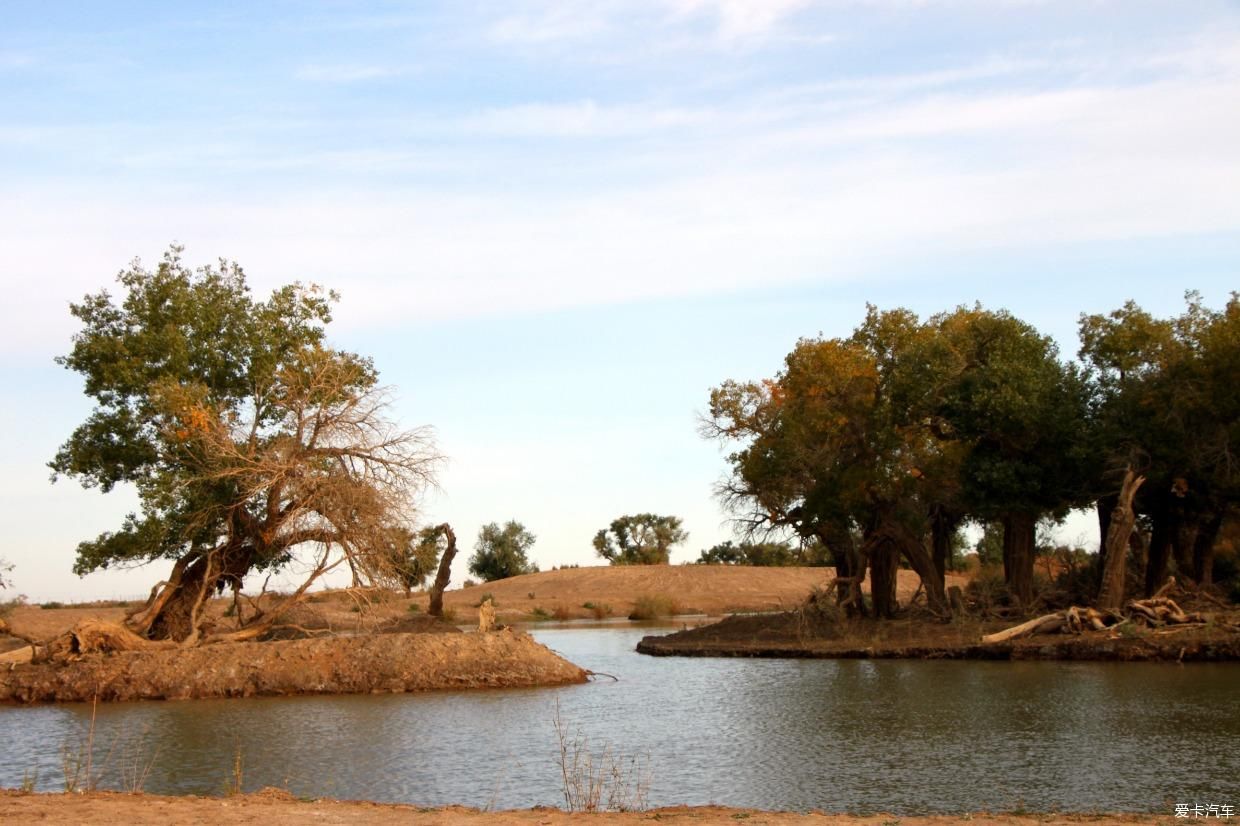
1,1,1238,601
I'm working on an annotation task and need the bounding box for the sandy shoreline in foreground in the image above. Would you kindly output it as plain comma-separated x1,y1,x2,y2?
0,791,1182,826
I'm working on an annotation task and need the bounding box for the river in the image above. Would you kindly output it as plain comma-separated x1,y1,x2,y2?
1,623,1236,813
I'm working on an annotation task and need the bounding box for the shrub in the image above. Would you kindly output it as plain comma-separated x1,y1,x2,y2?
628,594,679,620
529,606,551,620
40,601,65,610
552,605,572,621
474,592,495,608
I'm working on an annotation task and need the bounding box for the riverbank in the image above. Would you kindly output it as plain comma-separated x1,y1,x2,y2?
0,628,588,703
0,791,1182,825
637,611,1240,661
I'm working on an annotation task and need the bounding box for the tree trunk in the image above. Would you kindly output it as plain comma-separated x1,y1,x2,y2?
1097,470,1145,612
1094,494,1117,592
1173,518,1197,576
868,535,899,619
427,524,458,618
1192,511,1224,586
822,523,866,617
136,544,255,642
1145,503,1175,598
1001,512,1037,607
899,529,949,615
930,508,959,588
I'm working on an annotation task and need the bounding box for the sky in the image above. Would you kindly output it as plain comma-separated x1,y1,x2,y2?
1,0,1238,601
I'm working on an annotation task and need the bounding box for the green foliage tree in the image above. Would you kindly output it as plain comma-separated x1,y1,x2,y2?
1079,291,1240,594
973,522,1004,567
593,514,687,565
469,520,538,581
696,540,800,566
51,247,441,642
704,307,957,616
381,527,443,596
930,306,1095,606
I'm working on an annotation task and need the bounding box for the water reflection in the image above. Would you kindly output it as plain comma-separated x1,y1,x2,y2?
0,625,1235,813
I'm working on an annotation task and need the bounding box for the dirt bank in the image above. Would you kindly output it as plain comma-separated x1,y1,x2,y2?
0,791,1176,826
636,612,1240,661
0,629,588,704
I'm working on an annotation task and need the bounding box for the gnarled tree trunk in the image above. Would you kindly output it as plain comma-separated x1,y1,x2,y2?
129,544,255,643
427,524,458,618
1097,470,1144,613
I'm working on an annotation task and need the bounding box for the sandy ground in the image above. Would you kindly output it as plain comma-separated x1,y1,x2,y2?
0,792,1179,825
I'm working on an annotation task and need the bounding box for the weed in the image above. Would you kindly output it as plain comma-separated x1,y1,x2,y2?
628,594,679,620
117,724,160,793
60,694,105,793
553,700,649,812
584,602,613,619
225,743,244,795
20,768,38,793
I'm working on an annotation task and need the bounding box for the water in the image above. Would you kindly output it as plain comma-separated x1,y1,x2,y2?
1,624,1236,813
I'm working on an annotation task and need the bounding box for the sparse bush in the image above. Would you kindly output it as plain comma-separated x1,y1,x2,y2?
40,601,65,610
407,602,422,613
583,601,613,619
553,700,649,812
552,605,572,621
628,594,679,620
529,606,551,620
795,586,844,639
965,566,1013,617
474,592,495,608
463,579,478,588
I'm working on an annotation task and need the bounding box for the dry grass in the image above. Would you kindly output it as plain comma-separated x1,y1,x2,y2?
628,594,679,620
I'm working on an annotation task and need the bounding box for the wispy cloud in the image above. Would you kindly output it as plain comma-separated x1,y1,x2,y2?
294,63,397,82
666,0,814,41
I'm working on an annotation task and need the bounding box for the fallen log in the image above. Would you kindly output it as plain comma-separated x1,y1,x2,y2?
981,612,1064,644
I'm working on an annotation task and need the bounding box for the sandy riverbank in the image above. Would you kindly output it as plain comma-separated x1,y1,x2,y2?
0,628,587,704
0,791,1180,825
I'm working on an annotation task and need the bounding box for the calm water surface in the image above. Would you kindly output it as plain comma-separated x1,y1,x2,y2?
1,624,1236,813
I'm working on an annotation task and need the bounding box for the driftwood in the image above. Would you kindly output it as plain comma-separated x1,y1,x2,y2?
982,594,1209,643
35,619,175,663
981,612,1065,643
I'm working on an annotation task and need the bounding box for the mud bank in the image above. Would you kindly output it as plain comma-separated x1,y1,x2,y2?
0,629,588,704
0,791,1175,826
636,612,1240,661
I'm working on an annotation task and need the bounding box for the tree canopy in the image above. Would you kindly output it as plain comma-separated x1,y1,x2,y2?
704,295,1237,617
52,247,441,641
469,520,538,582
593,514,687,565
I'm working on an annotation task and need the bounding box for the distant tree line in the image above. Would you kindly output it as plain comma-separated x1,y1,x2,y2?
703,293,1240,616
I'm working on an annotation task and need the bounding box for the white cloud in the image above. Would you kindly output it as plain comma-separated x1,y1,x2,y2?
667,0,814,41
460,100,711,137
294,63,396,82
